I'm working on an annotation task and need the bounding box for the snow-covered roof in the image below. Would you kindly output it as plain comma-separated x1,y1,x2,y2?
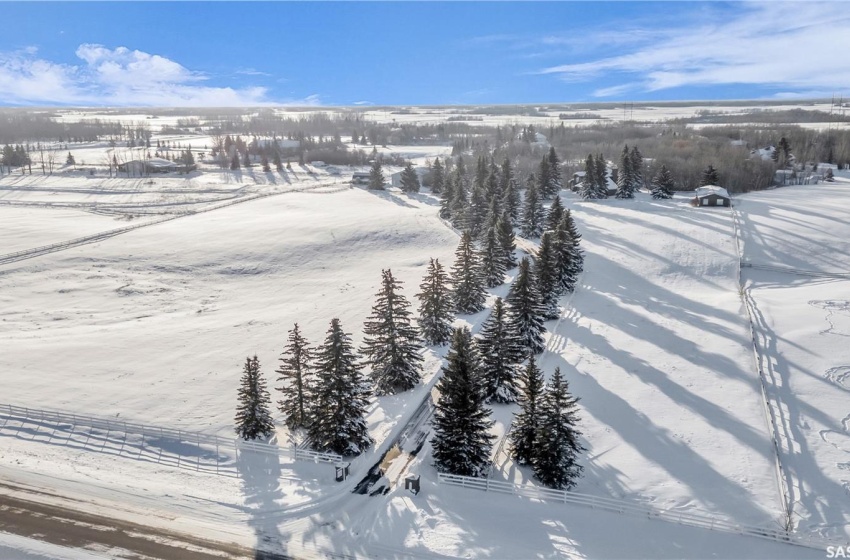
694,185,729,199
573,171,586,177
122,157,181,168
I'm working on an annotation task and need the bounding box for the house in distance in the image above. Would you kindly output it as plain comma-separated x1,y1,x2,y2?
693,185,731,207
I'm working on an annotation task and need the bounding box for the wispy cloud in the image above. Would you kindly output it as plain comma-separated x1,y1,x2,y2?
235,67,271,77
0,45,316,106
538,2,850,98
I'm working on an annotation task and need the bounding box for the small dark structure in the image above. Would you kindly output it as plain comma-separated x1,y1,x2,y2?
335,462,351,482
693,185,731,207
404,474,421,495
351,171,370,185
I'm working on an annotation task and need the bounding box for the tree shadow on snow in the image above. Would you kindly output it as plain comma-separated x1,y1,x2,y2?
237,445,289,559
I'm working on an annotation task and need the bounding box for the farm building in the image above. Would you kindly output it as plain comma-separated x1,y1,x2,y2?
693,185,731,207
117,158,195,175
351,171,371,185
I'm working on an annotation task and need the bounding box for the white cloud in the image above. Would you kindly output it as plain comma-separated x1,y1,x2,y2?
539,2,850,97
0,44,316,107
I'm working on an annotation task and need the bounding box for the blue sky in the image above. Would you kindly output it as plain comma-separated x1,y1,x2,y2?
0,1,847,106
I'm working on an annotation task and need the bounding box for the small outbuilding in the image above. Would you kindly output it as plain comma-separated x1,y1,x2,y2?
693,185,731,207
351,171,371,185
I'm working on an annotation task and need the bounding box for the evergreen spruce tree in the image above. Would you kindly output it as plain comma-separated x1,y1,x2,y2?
701,164,720,186
547,147,562,196
534,232,561,320
506,257,547,355
537,155,553,199
430,157,445,195
230,152,240,170
486,162,501,205
509,355,545,465
630,145,644,191
276,324,313,430
369,158,386,190
497,211,518,269
477,298,522,403
467,182,489,238
235,356,275,441
308,319,373,456
449,172,469,230
261,153,271,172
66,152,75,166
361,269,423,395
499,158,513,200
533,368,584,489
545,195,564,232
479,226,507,288
501,176,522,225
616,145,635,199
553,221,578,294
559,210,584,277
521,177,545,238
450,231,487,314
579,157,595,199
594,154,609,198
431,327,495,477
273,151,283,171
439,169,456,219
400,162,421,193
651,164,675,199
416,258,454,346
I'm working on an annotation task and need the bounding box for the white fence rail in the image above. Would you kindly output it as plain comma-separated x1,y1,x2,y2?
0,403,341,477
437,473,830,550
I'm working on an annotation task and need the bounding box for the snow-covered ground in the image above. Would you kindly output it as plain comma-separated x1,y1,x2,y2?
3,131,849,556
736,178,850,542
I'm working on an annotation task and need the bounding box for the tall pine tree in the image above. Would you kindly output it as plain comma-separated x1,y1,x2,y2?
537,155,553,199
545,195,564,232
594,154,609,198
235,356,275,441
361,269,423,395
521,176,545,238
651,164,675,199
630,145,644,191
431,327,495,477
400,162,421,193
534,232,561,320
450,231,487,314
701,164,720,186
616,145,635,199
479,226,507,288
308,319,373,455
497,211,518,269
430,157,445,195
547,147,562,197
579,154,598,200
276,324,313,431
369,158,385,190
506,257,547,355
509,355,545,465
416,258,454,346
477,298,522,403
533,368,584,490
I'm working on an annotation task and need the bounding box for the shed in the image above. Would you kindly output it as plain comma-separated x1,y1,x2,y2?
351,171,371,185
693,185,731,207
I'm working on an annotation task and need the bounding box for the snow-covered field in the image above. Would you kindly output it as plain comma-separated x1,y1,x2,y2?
2,125,850,556
736,180,850,542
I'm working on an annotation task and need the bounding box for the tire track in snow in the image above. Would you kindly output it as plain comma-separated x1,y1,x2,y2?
0,180,349,268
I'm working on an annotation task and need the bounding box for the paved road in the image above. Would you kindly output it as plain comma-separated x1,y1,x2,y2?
0,484,259,560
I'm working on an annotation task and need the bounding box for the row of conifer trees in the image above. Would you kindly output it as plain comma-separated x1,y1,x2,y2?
234,149,587,488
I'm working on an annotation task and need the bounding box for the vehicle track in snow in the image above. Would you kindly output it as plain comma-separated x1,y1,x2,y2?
0,180,349,268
